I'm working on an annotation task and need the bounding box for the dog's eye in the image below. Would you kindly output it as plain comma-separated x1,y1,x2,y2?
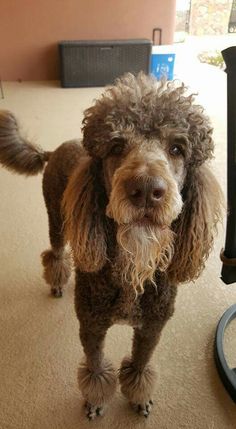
169,143,185,158
169,145,184,157
109,139,125,156
110,145,123,155
169,135,187,158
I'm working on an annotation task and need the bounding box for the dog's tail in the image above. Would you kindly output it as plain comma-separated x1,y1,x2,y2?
0,110,51,176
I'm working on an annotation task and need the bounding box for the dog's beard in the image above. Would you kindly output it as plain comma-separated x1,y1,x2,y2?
116,223,174,294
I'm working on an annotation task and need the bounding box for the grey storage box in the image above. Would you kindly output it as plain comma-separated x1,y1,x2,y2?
59,39,152,88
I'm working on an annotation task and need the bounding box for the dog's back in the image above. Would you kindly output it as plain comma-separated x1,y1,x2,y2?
43,140,86,214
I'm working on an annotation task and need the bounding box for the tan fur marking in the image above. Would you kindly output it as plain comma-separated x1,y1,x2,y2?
62,158,108,272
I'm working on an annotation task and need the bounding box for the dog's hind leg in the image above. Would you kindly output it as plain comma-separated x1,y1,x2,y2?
41,171,73,297
78,323,117,420
41,207,73,297
119,323,163,418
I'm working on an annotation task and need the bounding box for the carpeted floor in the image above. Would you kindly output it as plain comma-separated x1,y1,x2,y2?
0,63,236,429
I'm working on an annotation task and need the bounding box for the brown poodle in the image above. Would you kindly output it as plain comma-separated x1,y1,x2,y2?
0,73,223,420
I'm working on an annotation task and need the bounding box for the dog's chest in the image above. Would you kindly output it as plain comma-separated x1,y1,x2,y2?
111,291,143,328
109,260,143,326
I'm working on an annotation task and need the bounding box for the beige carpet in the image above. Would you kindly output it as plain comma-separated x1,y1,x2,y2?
0,64,236,429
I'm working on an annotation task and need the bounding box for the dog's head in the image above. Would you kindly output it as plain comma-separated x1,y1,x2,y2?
63,73,223,292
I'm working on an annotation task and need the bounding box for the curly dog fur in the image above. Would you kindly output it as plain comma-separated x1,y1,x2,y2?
0,73,224,419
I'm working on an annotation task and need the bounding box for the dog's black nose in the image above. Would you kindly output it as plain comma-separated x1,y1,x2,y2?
125,176,167,208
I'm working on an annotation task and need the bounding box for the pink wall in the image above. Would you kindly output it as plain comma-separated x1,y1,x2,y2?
0,0,176,81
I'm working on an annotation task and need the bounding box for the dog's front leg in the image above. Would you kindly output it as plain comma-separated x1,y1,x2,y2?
119,322,163,417
78,324,117,420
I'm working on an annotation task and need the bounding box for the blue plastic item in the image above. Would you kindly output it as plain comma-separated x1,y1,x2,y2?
151,50,175,81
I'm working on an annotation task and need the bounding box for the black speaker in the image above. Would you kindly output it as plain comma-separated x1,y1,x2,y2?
59,39,152,88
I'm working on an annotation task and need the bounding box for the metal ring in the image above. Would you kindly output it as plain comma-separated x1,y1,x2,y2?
214,304,236,402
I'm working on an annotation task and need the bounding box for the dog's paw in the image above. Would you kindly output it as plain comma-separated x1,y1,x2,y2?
131,399,153,418
51,286,63,298
85,401,104,420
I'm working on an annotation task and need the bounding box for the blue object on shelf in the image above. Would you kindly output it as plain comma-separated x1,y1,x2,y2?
151,46,175,81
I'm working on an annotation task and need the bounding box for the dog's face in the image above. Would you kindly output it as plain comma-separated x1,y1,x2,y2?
98,126,190,292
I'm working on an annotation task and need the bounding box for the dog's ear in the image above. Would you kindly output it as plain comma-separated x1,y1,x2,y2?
167,164,224,284
62,157,108,272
